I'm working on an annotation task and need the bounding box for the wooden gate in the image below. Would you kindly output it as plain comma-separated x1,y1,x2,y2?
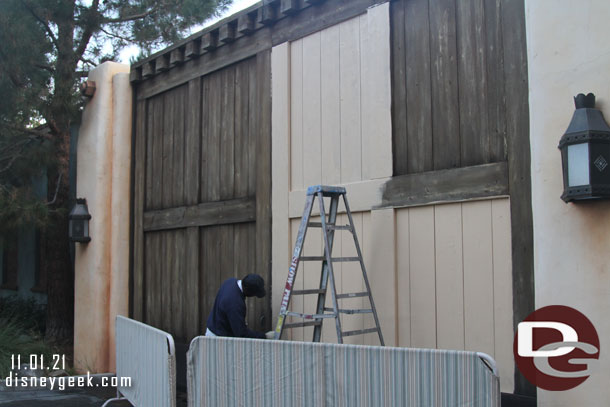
130,50,272,343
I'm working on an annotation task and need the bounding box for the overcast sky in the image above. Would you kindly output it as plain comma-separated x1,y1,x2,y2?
118,0,259,63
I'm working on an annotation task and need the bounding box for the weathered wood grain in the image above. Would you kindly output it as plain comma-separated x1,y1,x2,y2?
132,99,146,321
390,0,408,176
143,197,256,231
381,162,509,209
219,66,236,200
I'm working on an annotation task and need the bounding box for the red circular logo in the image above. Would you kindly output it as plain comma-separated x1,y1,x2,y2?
513,305,600,391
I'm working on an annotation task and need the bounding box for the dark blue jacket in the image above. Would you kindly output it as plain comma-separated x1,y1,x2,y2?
206,278,265,339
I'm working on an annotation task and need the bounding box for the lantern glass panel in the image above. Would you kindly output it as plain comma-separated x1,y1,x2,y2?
567,142,590,187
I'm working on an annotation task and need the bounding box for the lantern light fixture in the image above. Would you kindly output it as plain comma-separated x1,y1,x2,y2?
558,93,610,202
69,198,91,243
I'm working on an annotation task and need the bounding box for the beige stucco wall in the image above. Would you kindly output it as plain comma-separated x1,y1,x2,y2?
74,62,132,373
526,0,610,405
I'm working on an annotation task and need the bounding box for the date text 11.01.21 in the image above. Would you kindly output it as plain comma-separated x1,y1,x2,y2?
11,354,66,371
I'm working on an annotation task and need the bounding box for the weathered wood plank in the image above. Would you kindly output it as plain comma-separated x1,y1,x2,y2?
173,229,186,340
247,58,258,196
485,0,507,162
162,91,175,209
199,76,210,202
405,0,433,174
144,233,154,325
390,0,408,176
143,197,256,231
457,0,490,167
172,85,186,207
429,0,460,170
501,0,534,397
151,97,164,210
185,78,201,205
137,27,272,101
162,230,174,332
234,60,251,198
381,162,509,208
256,49,273,335
206,70,221,202
220,66,236,200
132,100,146,321
185,226,200,340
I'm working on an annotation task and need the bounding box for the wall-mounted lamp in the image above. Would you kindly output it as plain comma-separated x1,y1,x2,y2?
69,198,91,243
559,93,610,202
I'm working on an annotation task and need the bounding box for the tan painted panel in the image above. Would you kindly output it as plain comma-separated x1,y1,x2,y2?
396,209,411,347
302,32,322,187
320,25,342,185
290,40,304,190
463,201,495,356
339,16,363,183
341,212,364,344
434,203,465,350
491,199,515,392
408,205,437,348
366,209,396,346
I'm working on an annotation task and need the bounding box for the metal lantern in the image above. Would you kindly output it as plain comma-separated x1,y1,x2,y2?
69,198,91,243
558,93,610,202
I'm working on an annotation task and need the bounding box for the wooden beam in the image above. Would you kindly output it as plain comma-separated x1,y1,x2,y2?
169,48,185,66
142,197,256,232
219,21,237,43
380,162,509,208
137,28,271,100
237,13,256,35
201,31,219,52
155,55,169,73
184,39,201,59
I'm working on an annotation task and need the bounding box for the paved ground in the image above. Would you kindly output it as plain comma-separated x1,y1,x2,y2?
0,374,188,406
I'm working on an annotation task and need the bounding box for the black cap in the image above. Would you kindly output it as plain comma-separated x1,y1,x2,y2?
242,274,266,298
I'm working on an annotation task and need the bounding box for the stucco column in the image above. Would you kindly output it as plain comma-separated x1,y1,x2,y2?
74,62,132,373
526,1,610,405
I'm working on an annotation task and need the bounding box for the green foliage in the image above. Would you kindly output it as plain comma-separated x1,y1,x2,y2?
0,0,232,237
0,296,52,377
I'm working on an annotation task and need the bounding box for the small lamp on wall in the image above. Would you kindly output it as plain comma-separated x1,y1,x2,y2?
69,198,91,243
559,93,610,202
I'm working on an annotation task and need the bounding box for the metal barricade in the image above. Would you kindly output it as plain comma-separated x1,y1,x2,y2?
103,316,176,407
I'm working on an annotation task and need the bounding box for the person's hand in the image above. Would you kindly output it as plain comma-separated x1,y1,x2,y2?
265,330,275,340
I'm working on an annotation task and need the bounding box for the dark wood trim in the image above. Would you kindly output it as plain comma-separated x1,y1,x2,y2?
255,50,273,331
380,162,509,209
271,0,380,46
143,197,256,232
136,28,272,100
502,0,535,397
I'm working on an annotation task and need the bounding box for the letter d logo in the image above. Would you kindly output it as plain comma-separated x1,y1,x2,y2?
517,321,577,357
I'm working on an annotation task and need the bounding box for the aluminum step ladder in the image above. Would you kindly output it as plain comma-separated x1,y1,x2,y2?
273,185,384,345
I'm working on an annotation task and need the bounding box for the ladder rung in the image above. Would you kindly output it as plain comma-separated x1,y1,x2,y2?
308,222,351,231
283,321,322,329
332,257,360,262
338,309,373,315
300,256,325,261
286,311,336,319
308,222,333,228
299,256,360,262
292,289,326,295
341,327,380,337
336,292,369,299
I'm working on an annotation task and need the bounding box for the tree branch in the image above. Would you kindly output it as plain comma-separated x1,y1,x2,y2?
103,9,155,24
20,0,59,49
99,26,134,43
73,0,101,63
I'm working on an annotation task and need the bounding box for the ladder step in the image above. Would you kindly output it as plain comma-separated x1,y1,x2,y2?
286,311,336,319
336,292,369,299
308,222,351,231
299,256,360,262
292,289,326,295
283,321,322,329
341,327,380,337
324,308,373,315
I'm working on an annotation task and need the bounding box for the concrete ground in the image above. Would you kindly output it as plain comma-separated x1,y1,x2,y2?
0,374,188,407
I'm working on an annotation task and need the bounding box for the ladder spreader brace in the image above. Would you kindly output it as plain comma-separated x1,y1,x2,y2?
273,185,384,345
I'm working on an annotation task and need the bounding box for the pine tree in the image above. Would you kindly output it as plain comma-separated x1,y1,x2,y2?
0,0,232,343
